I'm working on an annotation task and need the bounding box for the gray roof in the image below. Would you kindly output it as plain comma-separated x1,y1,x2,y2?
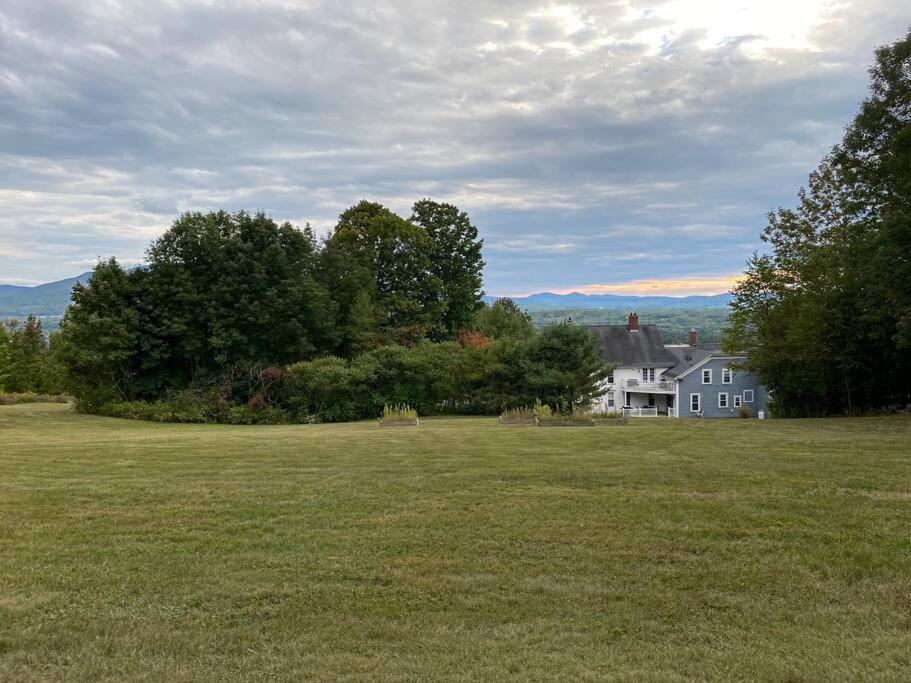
588,324,679,368
662,344,721,378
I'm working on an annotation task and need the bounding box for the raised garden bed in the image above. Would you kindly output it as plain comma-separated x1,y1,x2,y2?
378,418,420,427
498,416,537,425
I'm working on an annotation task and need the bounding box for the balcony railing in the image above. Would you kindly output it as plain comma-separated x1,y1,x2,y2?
623,379,676,393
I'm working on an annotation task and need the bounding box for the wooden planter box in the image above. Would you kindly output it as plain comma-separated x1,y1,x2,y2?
593,417,629,426
378,418,420,427
498,416,537,425
537,419,595,427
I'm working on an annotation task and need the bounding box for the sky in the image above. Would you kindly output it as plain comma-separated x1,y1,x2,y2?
0,1,907,296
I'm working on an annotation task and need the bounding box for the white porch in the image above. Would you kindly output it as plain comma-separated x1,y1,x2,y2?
620,388,676,417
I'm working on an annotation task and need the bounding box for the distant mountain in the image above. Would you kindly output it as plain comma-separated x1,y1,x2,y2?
0,272,92,320
1,273,732,332
483,291,733,310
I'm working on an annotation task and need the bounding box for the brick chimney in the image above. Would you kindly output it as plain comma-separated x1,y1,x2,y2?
628,312,639,331
689,328,697,346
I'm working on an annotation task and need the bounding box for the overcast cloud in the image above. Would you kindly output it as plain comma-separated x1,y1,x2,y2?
0,0,907,294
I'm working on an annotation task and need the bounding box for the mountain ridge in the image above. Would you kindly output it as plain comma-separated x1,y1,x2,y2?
1,272,733,322
0,272,92,318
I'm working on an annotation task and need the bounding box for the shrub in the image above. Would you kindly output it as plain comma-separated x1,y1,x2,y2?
95,400,290,425
381,404,418,421
737,405,753,418
247,392,267,411
286,356,369,423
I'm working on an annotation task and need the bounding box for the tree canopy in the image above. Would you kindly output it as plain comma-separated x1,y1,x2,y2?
724,30,911,416
54,200,607,418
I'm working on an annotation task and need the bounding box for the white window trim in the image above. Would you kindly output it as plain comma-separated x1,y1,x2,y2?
607,391,615,408
643,367,655,382
690,393,701,413
743,389,754,403
702,369,712,384
718,392,728,408
722,368,733,384
734,395,742,407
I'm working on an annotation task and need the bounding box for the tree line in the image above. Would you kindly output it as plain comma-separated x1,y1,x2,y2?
0,316,64,395
38,199,607,422
724,30,911,416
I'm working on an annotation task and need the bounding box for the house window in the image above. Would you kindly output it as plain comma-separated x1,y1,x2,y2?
743,389,754,403
647,394,655,407
718,393,729,408
643,368,655,382
722,368,733,384
734,395,742,407
702,369,712,384
607,391,615,408
690,393,701,412
607,370,614,384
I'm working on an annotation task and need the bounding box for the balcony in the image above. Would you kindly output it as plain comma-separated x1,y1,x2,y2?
622,379,676,394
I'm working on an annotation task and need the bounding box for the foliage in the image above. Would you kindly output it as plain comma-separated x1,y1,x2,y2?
500,405,535,419
521,324,610,408
380,404,418,421
737,405,753,419
319,200,441,349
2,316,63,394
458,329,491,349
536,401,593,422
53,202,604,422
57,212,333,404
474,298,535,340
724,31,911,416
533,399,552,419
95,399,290,425
0,325,9,391
410,199,485,336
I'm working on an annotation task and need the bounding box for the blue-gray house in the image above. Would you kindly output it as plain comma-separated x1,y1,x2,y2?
590,314,770,418
663,344,770,419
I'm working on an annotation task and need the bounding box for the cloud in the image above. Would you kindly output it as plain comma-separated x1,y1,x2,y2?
0,0,908,292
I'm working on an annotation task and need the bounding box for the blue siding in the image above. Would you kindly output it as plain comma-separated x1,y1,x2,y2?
677,357,769,419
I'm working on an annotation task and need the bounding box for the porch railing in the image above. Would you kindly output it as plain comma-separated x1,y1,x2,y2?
622,406,659,418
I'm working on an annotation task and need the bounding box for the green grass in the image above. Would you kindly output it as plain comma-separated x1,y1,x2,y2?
1,404,910,681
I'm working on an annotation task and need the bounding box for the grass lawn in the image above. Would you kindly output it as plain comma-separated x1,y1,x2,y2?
1,404,910,681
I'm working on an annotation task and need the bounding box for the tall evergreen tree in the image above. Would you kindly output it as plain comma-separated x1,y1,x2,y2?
5,316,50,393
0,324,11,391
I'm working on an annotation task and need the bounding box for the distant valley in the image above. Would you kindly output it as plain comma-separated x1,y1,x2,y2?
483,291,732,310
